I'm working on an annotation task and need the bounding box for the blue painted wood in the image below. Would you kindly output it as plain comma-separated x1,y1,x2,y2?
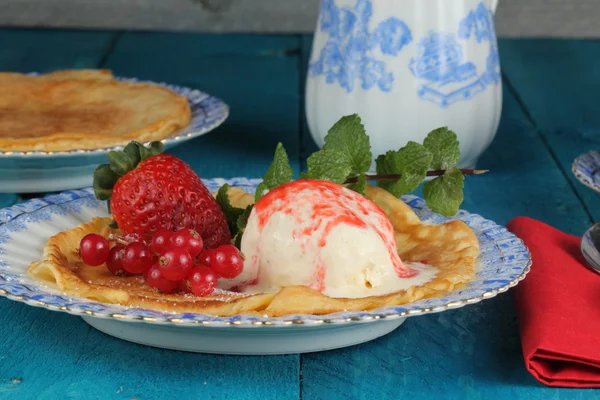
102,32,302,178
500,39,600,222
498,39,600,134
0,28,118,72
0,31,599,400
0,302,299,400
300,62,594,399
0,194,18,208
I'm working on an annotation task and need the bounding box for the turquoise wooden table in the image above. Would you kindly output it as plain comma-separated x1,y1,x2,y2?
1,29,599,399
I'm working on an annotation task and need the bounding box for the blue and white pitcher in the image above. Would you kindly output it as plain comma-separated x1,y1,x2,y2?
305,0,501,168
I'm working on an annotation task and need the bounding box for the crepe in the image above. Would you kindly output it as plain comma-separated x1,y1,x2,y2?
27,185,479,316
0,69,191,152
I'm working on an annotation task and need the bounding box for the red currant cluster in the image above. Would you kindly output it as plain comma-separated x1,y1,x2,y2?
78,228,244,296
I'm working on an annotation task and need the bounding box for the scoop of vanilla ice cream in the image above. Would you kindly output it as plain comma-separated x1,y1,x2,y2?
218,180,425,298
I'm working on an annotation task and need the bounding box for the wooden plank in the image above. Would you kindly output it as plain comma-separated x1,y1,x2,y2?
300,84,593,399
102,32,302,177
0,194,18,208
0,28,118,72
0,302,299,400
500,39,600,222
3,0,600,38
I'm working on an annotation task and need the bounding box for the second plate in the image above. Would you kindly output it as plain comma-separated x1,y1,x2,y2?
0,77,229,193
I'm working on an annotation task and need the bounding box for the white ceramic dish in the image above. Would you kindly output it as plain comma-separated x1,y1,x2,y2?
0,77,229,194
306,0,502,169
0,178,531,354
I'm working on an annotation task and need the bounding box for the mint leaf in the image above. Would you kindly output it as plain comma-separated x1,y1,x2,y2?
233,204,254,249
216,184,245,236
255,143,294,201
305,149,354,184
423,127,460,170
237,205,253,232
422,168,465,216
347,174,367,195
323,114,372,174
375,142,432,197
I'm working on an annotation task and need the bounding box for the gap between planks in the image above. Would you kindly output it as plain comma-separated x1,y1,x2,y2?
502,72,595,225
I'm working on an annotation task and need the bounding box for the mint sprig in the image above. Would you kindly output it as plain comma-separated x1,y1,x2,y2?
423,127,460,170
255,143,294,201
304,114,372,194
216,184,253,246
422,167,465,216
375,142,433,197
323,114,372,174
216,116,485,249
304,149,353,184
216,184,245,235
346,173,367,195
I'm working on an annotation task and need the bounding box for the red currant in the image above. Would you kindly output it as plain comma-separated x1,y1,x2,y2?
79,234,110,266
177,279,192,294
197,249,215,266
208,245,244,279
144,264,178,293
151,228,174,254
158,247,193,281
106,244,127,276
122,242,153,274
184,266,218,297
170,228,204,258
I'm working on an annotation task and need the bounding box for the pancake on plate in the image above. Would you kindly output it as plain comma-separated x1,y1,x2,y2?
28,185,479,317
0,69,191,152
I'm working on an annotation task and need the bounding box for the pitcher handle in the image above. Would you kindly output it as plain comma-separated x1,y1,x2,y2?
491,0,499,14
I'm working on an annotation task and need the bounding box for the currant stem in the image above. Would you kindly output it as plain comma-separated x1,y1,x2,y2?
343,169,488,184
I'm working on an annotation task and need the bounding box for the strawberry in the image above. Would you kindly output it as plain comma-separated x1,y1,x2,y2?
93,141,231,249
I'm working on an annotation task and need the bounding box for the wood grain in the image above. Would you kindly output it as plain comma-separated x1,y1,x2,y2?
3,0,600,38
500,39,600,222
0,29,118,72
0,194,18,208
0,302,299,400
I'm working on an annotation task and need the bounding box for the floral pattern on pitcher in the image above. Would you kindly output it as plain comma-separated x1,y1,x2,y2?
410,2,500,107
309,0,412,93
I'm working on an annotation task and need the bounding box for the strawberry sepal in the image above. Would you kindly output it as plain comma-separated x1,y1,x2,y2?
93,140,165,211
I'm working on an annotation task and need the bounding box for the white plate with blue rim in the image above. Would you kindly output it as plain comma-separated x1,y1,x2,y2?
0,76,229,194
573,150,600,194
0,178,531,355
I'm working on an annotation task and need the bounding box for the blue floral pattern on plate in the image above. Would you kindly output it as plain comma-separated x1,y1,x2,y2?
0,179,531,327
309,0,412,93
0,76,229,158
572,149,600,193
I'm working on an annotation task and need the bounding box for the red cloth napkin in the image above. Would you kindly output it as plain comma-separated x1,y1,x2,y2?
507,217,600,388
